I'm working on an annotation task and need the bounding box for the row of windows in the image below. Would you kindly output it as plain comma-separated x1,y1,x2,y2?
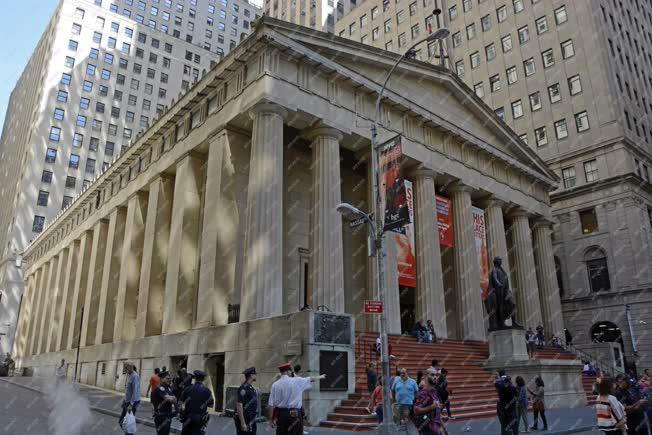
560,159,599,190
514,111,590,149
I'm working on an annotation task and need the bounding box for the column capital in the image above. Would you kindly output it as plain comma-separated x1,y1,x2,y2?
447,180,474,194
248,101,288,120
303,125,343,142
508,207,533,219
480,196,509,210
532,217,554,229
411,164,438,180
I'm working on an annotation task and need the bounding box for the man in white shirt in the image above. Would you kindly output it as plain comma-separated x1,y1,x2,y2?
268,362,326,435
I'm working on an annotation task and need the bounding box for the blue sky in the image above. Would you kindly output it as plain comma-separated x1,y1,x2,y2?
0,0,59,129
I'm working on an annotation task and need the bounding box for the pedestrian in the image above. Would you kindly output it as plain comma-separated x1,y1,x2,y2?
268,362,325,435
413,369,444,435
159,366,169,380
175,368,193,397
56,359,67,384
595,376,627,434
152,373,177,435
515,376,529,433
235,367,258,435
528,376,548,431
413,321,428,343
535,325,545,349
426,320,437,344
179,370,214,435
119,362,141,430
436,368,454,420
416,370,423,388
430,359,441,375
583,361,597,377
495,369,518,435
525,328,536,359
291,365,310,435
3,353,15,376
375,336,381,354
391,368,419,428
146,368,161,399
367,378,384,424
367,363,378,397
614,374,649,435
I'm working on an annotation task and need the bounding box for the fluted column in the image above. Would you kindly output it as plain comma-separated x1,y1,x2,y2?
37,256,59,354
484,198,511,282
306,126,345,313
114,192,148,342
240,102,287,321
384,236,402,335
29,263,49,355
46,248,67,352
25,267,45,356
533,220,564,341
413,167,447,338
196,131,229,328
14,274,36,356
136,175,173,338
80,219,109,346
450,182,485,341
162,154,202,334
95,207,127,345
57,239,79,351
509,209,543,328
66,231,92,350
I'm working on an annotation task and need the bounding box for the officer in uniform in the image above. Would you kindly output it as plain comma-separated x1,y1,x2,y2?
179,370,214,435
235,367,259,434
151,373,177,435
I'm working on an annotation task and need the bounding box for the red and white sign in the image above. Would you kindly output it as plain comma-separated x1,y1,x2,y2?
395,180,416,288
436,195,453,247
364,300,384,314
472,207,489,300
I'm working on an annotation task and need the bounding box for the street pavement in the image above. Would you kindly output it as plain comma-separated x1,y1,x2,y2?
1,376,599,434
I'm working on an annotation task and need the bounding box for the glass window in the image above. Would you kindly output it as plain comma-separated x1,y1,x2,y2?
105,142,115,156
506,66,517,84
449,5,457,20
32,216,45,233
496,5,507,22
57,90,68,102
61,73,71,85
548,83,561,103
65,56,75,68
511,100,523,119
83,80,93,92
37,190,49,206
542,48,555,68
108,37,117,48
72,23,82,34
396,10,405,24
536,16,548,34
513,0,524,13
518,25,529,44
575,111,590,132
584,160,598,182
42,171,53,183
568,75,582,95
69,154,80,169
53,108,65,121
562,166,576,188
561,40,575,59
530,92,541,111
68,40,78,51
554,5,568,25
73,133,83,147
466,23,476,39
490,75,501,92
535,126,548,147
49,126,61,141
474,82,484,98
101,69,111,80
470,51,480,69
523,58,535,76
45,148,57,163
76,114,87,127
486,43,496,61
501,34,513,52
481,14,491,31
462,0,471,12
495,107,505,121
104,53,114,64
455,60,465,76
85,158,96,174
554,119,569,139
65,176,76,189
93,31,102,44
452,31,461,47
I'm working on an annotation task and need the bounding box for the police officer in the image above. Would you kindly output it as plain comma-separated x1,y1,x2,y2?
235,367,258,434
179,370,214,435
151,373,177,435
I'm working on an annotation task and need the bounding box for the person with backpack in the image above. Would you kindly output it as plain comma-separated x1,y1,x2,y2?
413,369,443,435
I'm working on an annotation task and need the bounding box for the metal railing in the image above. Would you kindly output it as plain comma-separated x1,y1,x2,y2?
564,343,627,378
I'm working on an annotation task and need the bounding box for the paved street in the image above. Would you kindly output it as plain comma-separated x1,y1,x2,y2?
1,376,600,434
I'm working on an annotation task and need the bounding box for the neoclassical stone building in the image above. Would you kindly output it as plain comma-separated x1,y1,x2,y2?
14,18,564,421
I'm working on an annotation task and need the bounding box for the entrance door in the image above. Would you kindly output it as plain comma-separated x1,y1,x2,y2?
214,355,225,412
399,286,416,334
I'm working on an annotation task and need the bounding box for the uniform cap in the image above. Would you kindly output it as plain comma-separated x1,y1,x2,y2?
278,362,292,372
193,370,207,379
243,367,257,376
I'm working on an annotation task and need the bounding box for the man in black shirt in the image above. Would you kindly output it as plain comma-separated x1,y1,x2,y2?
180,370,214,435
151,373,177,435
615,375,649,435
495,369,518,435
235,367,259,434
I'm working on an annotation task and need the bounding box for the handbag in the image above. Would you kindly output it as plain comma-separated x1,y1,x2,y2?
532,401,544,412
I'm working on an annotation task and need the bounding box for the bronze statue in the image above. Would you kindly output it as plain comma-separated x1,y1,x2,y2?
485,256,519,330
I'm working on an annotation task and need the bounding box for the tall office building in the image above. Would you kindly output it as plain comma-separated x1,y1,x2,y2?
263,0,352,31
0,0,260,355
335,0,652,370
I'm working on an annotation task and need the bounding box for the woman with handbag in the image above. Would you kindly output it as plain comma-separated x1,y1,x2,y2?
595,377,627,434
528,377,548,431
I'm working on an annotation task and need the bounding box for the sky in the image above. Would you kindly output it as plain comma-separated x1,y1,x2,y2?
0,0,60,129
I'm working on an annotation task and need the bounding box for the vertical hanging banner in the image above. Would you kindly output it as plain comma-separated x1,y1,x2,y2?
436,196,453,247
379,136,410,232
395,180,416,288
472,207,489,300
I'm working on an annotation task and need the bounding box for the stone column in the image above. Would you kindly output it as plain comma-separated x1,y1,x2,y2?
57,239,79,351
449,182,485,341
66,231,92,350
37,256,59,354
484,198,511,281
384,235,402,335
114,192,148,342
162,154,202,334
26,267,45,356
136,176,173,338
533,220,564,341
196,131,229,328
306,126,345,313
240,102,287,321
80,219,108,346
95,207,127,345
46,248,68,353
509,209,543,328
14,274,35,356
413,167,447,338
29,263,50,356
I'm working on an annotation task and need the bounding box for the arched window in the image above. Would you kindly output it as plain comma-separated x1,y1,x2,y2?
590,321,622,343
584,246,611,292
554,255,564,298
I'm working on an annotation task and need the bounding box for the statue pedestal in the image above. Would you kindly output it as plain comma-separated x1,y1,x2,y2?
485,329,587,409
487,328,528,364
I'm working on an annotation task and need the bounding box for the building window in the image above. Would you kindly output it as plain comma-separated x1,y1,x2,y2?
53,108,65,121
554,5,568,25
561,40,575,59
462,0,471,12
452,31,461,47
501,34,512,52
511,100,523,119
83,80,93,92
411,24,420,38
506,66,517,85
466,23,476,40
530,92,541,111
542,48,555,68
455,60,465,76
49,126,61,141
45,148,57,163
490,75,501,92
535,16,548,34
495,107,505,121
65,56,75,68
69,154,80,169
535,126,548,147
37,190,49,206
371,6,379,19
41,171,53,184
62,196,73,209
585,247,610,292
512,0,524,13
474,82,484,98
561,166,576,188
89,137,99,151
65,176,76,189
61,73,72,85
580,209,598,235
470,51,480,69
554,119,568,139
519,133,528,145
105,142,115,156
72,23,82,35
32,216,45,233
449,5,457,20
575,111,590,132
548,83,561,103
85,158,96,174
584,159,598,182
518,25,529,44
73,132,83,148
76,115,87,127
523,58,535,76
568,75,582,95
481,14,491,31
496,5,507,22
68,40,78,51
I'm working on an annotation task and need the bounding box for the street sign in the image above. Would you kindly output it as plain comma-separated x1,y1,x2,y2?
364,300,383,314
349,213,373,229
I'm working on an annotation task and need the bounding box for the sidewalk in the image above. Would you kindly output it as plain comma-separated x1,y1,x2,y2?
1,376,598,434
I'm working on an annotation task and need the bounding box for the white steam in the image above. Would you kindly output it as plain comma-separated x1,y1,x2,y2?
45,381,93,435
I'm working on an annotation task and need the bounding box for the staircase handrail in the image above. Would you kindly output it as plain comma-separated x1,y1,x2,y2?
565,343,627,378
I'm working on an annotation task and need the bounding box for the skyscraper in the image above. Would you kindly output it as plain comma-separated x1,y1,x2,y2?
335,0,652,371
0,0,260,355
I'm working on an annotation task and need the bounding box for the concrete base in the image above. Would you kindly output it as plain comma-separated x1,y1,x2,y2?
487,328,529,364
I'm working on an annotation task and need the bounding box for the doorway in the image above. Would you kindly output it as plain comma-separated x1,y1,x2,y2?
399,286,416,334
206,354,226,412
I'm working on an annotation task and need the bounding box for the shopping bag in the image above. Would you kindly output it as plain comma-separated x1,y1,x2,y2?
122,411,137,434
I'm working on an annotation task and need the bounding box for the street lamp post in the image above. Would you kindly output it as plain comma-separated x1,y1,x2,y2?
337,26,449,435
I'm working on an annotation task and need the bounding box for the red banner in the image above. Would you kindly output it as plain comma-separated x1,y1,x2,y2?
396,180,416,288
436,196,453,247
364,300,384,314
472,207,489,300
379,136,410,232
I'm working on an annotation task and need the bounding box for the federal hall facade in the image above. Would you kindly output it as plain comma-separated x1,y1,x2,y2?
14,18,564,421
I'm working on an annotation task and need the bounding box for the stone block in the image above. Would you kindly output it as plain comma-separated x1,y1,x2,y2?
487,328,529,365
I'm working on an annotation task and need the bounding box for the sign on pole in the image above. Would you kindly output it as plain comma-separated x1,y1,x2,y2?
364,300,384,314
